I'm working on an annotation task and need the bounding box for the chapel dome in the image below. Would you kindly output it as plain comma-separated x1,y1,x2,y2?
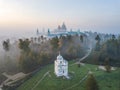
57,53,63,60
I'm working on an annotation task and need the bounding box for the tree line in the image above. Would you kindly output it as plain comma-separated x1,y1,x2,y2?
83,34,120,67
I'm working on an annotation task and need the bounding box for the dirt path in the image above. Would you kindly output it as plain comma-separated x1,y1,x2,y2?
0,72,27,87
70,45,92,66
63,71,91,90
65,45,92,90
78,47,92,63
98,65,116,71
31,71,50,90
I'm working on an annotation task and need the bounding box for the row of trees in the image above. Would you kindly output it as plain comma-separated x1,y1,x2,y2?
18,39,52,73
99,37,120,66
84,34,120,67
50,35,87,60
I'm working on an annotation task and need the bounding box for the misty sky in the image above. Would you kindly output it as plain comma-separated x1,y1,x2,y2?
0,0,120,34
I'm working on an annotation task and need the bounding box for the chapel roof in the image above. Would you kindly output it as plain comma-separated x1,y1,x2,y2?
57,52,63,60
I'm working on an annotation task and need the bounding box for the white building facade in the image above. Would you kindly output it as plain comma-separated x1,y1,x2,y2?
54,53,68,77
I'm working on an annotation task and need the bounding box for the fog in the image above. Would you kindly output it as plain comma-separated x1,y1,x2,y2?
0,31,37,77
0,29,116,86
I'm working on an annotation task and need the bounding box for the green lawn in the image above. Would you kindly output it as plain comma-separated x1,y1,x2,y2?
17,61,120,90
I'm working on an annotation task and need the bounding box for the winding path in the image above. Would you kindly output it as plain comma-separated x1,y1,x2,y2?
64,45,92,90
70,45,92,66
78,47,92,63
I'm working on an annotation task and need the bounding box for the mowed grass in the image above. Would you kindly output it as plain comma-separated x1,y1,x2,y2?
17,61,120,90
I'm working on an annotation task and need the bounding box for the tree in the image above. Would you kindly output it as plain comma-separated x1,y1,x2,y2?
67,34,72,41
112,34,116,40
41,35,44,43
95,35,101,51
38,52,50,65
98,38,120,67
104,58,111,72
3,39,10,51
58,38,63,50
67,45,77,58
19,51,38,73
105,65,111,73
18,39,30,52
80,35,83,43
86,74,99,90
95,35,101,43
41,35,44,40
50,36,59,50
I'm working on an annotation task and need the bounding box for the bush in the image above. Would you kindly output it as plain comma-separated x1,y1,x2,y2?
86,74,99,90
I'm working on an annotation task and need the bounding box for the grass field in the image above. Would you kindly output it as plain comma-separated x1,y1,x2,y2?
17,61,120,90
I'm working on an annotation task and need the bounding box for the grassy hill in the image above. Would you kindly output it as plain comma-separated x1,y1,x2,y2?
17,61,120,90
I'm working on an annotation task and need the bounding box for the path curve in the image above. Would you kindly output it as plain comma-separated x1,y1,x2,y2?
70,45,92,66
65,44,92,90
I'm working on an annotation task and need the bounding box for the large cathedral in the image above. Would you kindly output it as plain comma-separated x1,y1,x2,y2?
54,53,68,77
54,22,67,33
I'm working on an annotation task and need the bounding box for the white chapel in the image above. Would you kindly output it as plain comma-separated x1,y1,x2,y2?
54,53,68,77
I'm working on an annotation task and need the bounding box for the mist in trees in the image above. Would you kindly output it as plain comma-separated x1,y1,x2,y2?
17,34,90,73
80,35,84,43
50,36,59,50
0,31,119,85
18,40,52,73
2,39,10,51
0,39,21,84
18,39,30,52
83,33,120,67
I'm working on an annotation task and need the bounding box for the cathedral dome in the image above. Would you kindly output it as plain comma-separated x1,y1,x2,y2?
61,23,67,30
58,25,61,30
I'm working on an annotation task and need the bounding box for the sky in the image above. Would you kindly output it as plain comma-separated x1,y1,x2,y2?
0,0,120,34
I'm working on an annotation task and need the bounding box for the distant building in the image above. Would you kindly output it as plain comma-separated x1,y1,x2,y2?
36,28,39,35
54,53,68,77
36,22,85,40
54,22,67,33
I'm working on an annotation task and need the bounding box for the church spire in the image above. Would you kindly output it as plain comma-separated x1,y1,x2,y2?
36,28,39,35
